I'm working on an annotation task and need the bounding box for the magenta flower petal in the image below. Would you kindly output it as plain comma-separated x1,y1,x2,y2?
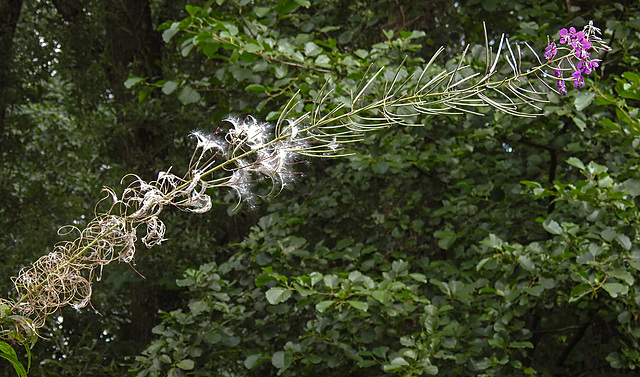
572,70,585,88
558,80,567,95
544,42,557,60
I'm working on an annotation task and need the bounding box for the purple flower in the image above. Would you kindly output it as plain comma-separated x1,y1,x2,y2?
546,23,610,95
545,42,557,60
557,80,567,95
559,28,569,44
587,59,600,73
575,40,592,59
576,59,600,75
561,27,577,44
572,70,585,88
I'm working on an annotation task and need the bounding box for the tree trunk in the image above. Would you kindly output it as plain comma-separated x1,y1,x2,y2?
101,0,163,101
52,0,165,168
0,0,24,158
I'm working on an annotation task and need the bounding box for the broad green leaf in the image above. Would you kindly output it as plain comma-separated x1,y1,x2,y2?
185,5,201,16
481,233,503,249
587,161,608,175
336,238,354,249
202,42,220,58
371,290,388,303
576,251,594,265
315,300,334,313
244,42,261,53
176,359,195,370
323,274,339,289
615,233,631,250
372,346,389,358
162,80,179,95
588,243,603,257
371,160,389,174
221,335,240,347
294,0,311,7
618,311,631,324
178,87,201,104
566,157,585,170
608,269,634,285
274,65,288,78
517,255,536,273
574,92,595,111
245,84,266,92
628,259,640,271
347,300,368,312
476,257,494,271
138,85,153,102
229,66,252,81
222,22,238,36
292,282,314,296
357,360,378,367
520,180,542,188
542,220,563,235
391,357,409,365
622,179,640,196
244,354,262,370
424,365,439,375
362,276,375,289
315,54,331,67
253,6,271,17
188,300,208,316
255,274,276,287
391,259,409,275
348,270,363,282
162,23,180,42
309,272,323,286
574,116,586,131
304,41,322,56
509,341,534,349
606,352,624,369
600,228,617,242
524,285,544,297
124,77,145,89
602,283,628,298
265,287,292,305
434,230,457,250
181,40,195,56
569,283,593,302
271,351,292,370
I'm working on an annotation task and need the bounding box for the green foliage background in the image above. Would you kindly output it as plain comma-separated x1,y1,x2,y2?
1,0,640,375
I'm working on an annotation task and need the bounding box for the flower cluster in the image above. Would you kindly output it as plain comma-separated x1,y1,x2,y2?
545,22,610,95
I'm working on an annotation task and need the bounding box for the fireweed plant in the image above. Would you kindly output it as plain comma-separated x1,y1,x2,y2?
0,23,609,370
